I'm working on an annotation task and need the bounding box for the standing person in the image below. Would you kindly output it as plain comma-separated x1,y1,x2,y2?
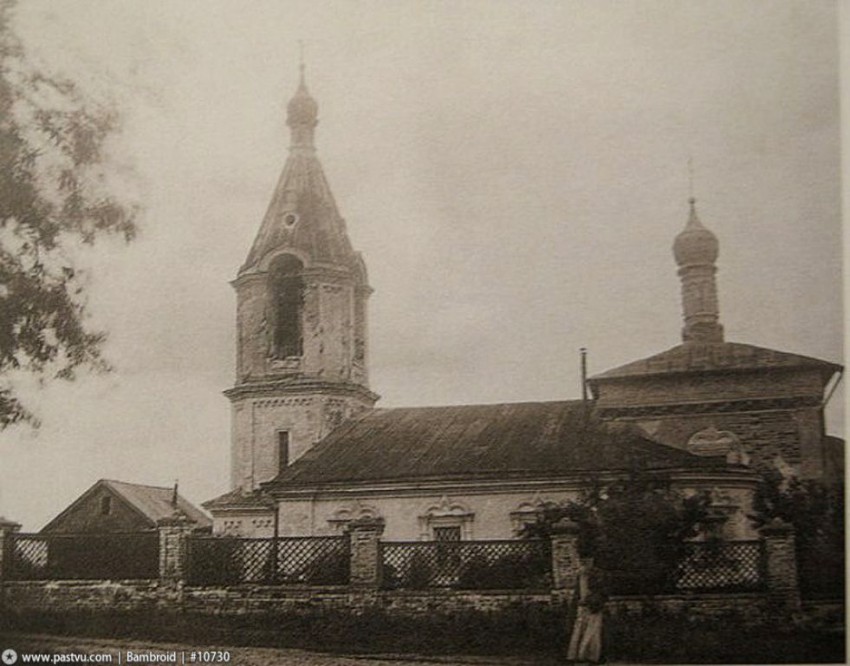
566,557,607,663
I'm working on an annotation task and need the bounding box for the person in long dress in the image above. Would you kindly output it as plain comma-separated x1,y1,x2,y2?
566,557,606,663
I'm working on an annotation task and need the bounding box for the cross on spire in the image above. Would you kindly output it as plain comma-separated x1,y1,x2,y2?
687,155,695,202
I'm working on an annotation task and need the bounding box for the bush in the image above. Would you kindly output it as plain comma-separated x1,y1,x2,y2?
457,548,550,590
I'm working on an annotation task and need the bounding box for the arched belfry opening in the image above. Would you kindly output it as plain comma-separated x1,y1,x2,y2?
268,253,304,359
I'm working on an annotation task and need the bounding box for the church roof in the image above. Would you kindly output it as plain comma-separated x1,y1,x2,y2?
203,487,274,511
268,401,724,490
239,151,357,273
589,341,841,383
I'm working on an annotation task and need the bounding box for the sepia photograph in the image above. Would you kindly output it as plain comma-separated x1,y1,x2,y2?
0,1,844,664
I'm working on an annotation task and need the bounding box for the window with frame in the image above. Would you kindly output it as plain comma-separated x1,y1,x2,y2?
419,496,474,541
100,495,111,516
278,430,290,474
433,526,462,542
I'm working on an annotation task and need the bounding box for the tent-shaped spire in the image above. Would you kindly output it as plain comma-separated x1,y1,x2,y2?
240,66,358,275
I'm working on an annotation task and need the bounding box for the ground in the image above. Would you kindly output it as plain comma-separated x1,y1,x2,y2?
0,634,576,666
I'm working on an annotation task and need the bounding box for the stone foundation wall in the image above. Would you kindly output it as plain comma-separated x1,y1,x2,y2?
3,579,553,618
7,580,769,624
607,593,769,625
3,580,161,612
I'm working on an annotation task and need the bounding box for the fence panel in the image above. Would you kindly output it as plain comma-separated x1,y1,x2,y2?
602,541,767,595
186,536,350,586
605,540,766,595
7,532,159,581
675,540,765,592
382,539,551,590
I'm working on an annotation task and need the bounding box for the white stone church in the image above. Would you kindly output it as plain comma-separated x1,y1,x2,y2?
203,70,842,542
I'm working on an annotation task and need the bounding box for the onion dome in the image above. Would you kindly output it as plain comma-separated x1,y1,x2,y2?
673,198,719,266
287,65,318,129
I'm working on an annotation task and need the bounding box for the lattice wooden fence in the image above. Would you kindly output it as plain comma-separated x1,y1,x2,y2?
381,539,552,590
186,535,350,586
606,540,766,595
675,540,766,592
6,532,159,580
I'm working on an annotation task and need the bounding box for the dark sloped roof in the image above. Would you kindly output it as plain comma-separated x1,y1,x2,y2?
590,342,841,382
240,151,358,274
269,401,721,489
203,487,274,511
105,480,212,527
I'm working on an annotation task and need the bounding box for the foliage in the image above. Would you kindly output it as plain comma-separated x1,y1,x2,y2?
751,469,844,599
0,0,137,427
750,468,843,541
456,547,551,590
524,468,711,592
185,537,243,586
387,550,434,589
293,546,349,585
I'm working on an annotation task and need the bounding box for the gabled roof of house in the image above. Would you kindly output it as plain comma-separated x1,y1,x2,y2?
589,342,841,383
267,400,725,490
105,480,212,527
42,479,211,532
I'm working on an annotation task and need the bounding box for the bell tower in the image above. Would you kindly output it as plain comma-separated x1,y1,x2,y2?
225,66,378,492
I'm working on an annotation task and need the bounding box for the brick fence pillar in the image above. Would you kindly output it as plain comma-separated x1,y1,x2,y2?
157,512,195,586
0,517,21,609
0,517,21,583
550,518,581,596
347,517,385,589
761,517,801,612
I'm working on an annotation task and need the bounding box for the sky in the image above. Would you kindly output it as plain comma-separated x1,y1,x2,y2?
0,0,843,530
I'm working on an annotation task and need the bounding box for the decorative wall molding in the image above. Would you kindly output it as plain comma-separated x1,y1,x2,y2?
418,495,475,540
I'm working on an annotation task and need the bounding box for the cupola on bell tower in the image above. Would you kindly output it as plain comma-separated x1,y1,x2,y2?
225,66,378,492
673,197,724,344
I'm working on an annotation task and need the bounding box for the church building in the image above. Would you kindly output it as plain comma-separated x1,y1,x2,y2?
204,71,842,542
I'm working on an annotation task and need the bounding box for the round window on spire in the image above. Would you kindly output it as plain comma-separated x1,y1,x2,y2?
282,212,299,229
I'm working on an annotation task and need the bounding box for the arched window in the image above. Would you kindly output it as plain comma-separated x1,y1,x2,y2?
268,254,304,358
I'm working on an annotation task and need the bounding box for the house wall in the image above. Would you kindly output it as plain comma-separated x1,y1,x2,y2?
267,481,758,541
215,511,276,538
592,367,829,479
626,407,824,476
593,368,825,408
276,488,578,540
41,488,152,534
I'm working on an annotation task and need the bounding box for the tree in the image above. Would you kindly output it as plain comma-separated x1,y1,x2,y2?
751,469,844,599
524,468,710,593
0,0,137,426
